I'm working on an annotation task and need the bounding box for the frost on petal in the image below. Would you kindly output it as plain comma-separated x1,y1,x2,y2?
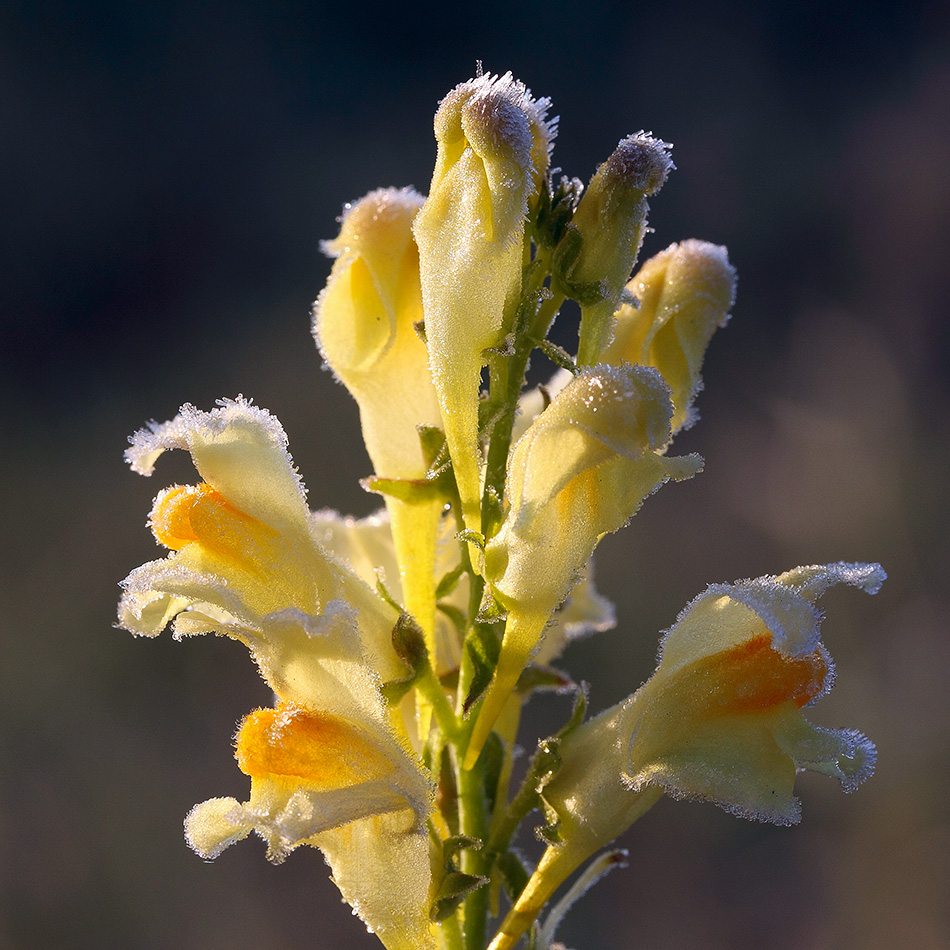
413,72,550,532
620,563,882,823
185,797,254,860
126,397,310,543
658,561,887,676
600,239,736,432
468,364,701,765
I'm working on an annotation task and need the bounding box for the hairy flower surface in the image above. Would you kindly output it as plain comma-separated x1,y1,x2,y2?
413,71,554,534
470,363,702,763
490,562,882,950
119,70,884,950
599,239,737,432
117,398,435,948
315,186,445,646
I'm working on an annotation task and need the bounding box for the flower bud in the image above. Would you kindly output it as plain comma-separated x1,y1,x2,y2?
599,239,736,433
413,72,555,532
560,132,674,365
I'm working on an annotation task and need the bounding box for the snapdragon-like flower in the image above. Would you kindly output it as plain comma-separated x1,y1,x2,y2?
117,398,436,948
413,71,555,534
599,239,737,433
186,702,435,950
469,364,702,764
315,186,445,646
490,562,882,950
118,398,404,686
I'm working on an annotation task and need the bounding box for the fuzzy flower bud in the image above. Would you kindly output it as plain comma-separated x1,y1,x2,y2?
413,72,555,533
560,132,674,366
314,187,442,480
314,188,446,641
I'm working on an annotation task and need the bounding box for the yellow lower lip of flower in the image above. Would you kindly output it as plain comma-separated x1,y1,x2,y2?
236,702,397,789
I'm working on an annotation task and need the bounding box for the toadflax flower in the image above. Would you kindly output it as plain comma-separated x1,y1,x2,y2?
413,71,555,536
468,363,702,765
489,562,883,950
117,398,437,949
314,186,445,648
597,239,737,434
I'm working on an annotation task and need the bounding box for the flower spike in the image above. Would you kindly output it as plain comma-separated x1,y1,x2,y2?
119,71,885,950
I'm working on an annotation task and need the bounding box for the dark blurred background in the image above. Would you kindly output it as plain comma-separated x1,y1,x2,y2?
2,0,949,947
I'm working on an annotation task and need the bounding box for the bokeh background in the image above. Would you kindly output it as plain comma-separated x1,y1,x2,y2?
3,0,949,947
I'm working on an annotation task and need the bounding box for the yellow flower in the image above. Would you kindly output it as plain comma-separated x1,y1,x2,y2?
118,398,404,686
118,399,437,948
186,702,435,950
412,71,555,534
314,186,442,481
598,239,737,433
468,364,702,765
489,562,882,950
314,186,445,646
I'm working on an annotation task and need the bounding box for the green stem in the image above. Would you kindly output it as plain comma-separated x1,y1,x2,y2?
482,288,566,513
416,666,461,742
455,730,490,950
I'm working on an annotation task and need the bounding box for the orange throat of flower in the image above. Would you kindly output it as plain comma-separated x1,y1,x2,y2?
235,703,396,790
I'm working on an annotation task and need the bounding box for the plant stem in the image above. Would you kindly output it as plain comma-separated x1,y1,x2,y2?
455,729,490,950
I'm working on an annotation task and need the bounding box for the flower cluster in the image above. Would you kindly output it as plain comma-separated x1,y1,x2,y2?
119,71,882,950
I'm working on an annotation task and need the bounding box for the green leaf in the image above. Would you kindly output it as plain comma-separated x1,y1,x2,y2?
457,528,486,550
496,850,530,902
515,664,574,695
430,872,489,921
442,835,482,865
462,622,502,714
435,562,466,599
536,338,578,375
363,474,446,505
557,682,589,739
417,424,448,469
